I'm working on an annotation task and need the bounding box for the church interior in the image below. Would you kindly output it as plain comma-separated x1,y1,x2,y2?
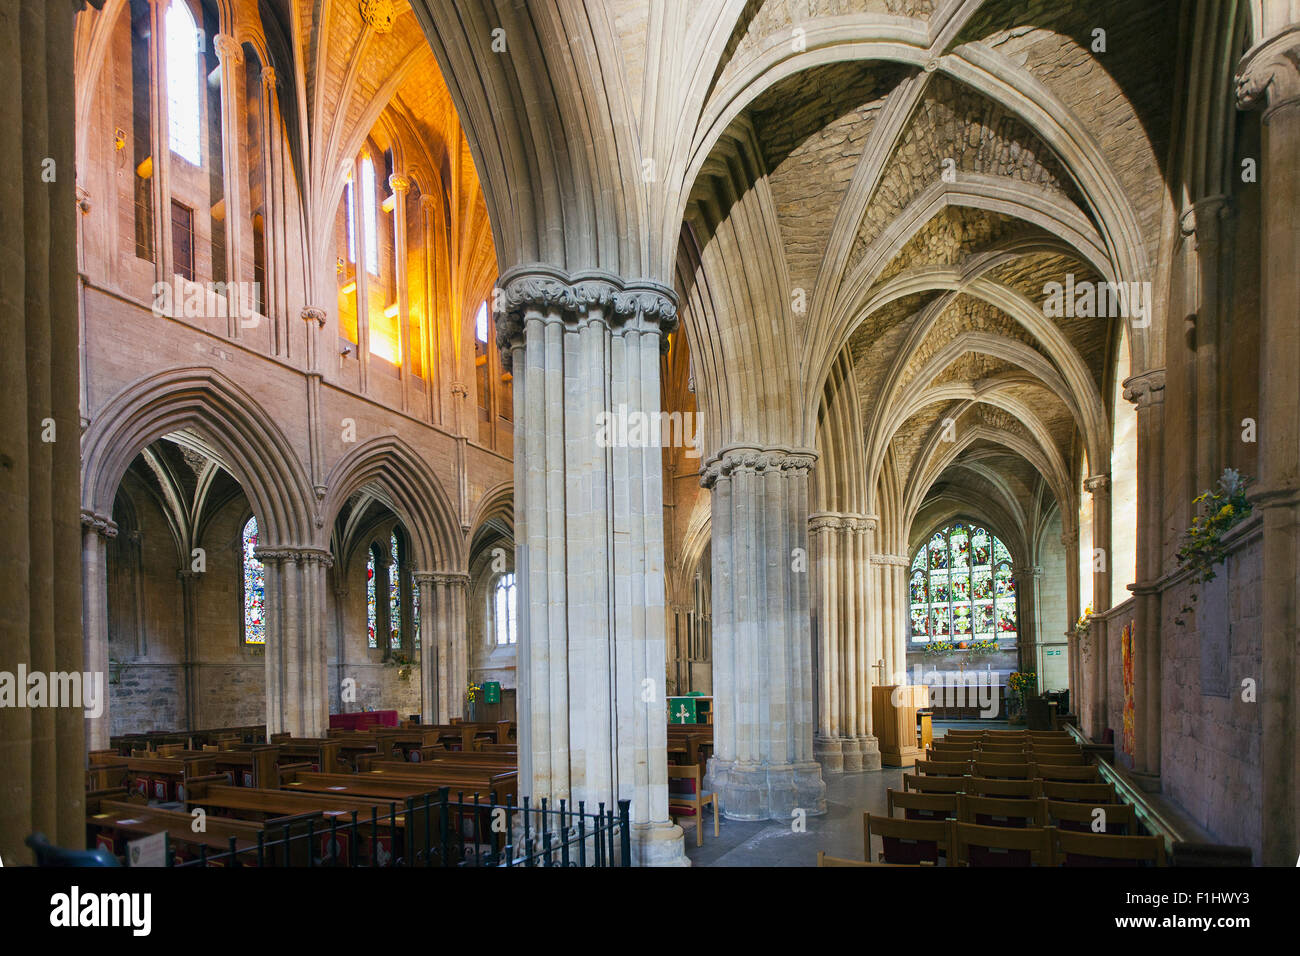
2,0,1298,876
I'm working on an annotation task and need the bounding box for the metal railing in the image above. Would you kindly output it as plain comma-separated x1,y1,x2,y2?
167,789,631,868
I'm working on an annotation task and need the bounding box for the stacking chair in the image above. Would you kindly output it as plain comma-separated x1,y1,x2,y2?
965,777,1042,800
915,759,971,776
956,794,1048,829
667,764,720,847
864,813,951,865
1055,829,1166,866
1045,800,1136,835
902,773,966,795
974,760,1034,780
1041,781,1116,803
1033,763,1101,782
952,822,1056,866
817,851,921,867
888,788,957,822
977,749,1030,763
1026,749,1085,765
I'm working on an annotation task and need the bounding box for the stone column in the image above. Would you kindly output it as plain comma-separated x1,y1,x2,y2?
1237,31,1300,865
418,194,439,423
811,514,880,774
258,67,285,349
1013,564,1042,676
1061,526,1081,716
702,449,826,821
1084,475,1112,738
302,307,328,498
212,33,245,337
0,0,84,865
177,567,201,730
413,573,438,721
257,547,332,736
80,510,116,750
498,266,685,865
1123,369,1165,783
433,571,469,720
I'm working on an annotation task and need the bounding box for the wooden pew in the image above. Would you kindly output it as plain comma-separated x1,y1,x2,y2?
88,798,316,865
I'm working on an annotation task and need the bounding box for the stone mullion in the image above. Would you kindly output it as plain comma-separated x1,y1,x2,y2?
144,0,172,283
212,34,245,337
390,174,412,410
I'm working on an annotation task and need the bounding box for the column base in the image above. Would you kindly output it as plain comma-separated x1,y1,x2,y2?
707,757,827,821
630,821,690,867
814,734,845,774
852,734,882,772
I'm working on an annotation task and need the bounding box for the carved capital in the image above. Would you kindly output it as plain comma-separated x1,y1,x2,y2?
807,514,844,534
1179,195,1233,247
450,382,469,398
1083,474,1110,496
80,509,118,539
254,547,334,568
493,266,679,370
301,306,327,327
388,174,411,194
1122,368,1166,407
1236,30,1300,116
213,33,244,65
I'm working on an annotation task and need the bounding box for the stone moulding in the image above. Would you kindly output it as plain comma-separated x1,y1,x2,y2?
697,445,819,487
493,265,678,369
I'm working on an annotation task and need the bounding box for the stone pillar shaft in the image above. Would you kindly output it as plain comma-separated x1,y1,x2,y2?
498,267,685,865
258,547,331,736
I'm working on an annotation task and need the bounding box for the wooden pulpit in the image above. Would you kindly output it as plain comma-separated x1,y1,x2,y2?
873,685,927,767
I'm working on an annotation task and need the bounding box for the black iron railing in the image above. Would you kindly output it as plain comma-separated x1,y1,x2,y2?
167,789,631,868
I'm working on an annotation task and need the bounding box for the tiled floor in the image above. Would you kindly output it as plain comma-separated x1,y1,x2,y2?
684,722,1005,866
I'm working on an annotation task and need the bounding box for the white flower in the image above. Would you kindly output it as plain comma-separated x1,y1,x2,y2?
1218,467,1243,495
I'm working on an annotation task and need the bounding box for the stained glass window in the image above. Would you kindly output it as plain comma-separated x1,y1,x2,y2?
366,544,378,648
494,573,517,646
389,533,401,649
241,517,265,645
411,573,420,650
165,2,202,165
909,521,1017,643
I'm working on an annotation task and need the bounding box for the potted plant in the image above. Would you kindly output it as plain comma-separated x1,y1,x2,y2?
1175,468,1252,625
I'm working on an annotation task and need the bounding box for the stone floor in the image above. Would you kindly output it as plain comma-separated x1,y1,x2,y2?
684,722,1005,866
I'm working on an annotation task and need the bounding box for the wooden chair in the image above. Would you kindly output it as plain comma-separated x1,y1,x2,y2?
952,822,1056,866
977,749,1030,763
1033,763,1100,782
817,851,922,867
927,747,977,761
667,764,719,847
864,813,951,865
1041,781,1116,803
973,760,1034,779
902,773,966,794
888,788,956,821
915,759,970,776
1055,829,1166,866
1026,749,1085,765
965,777,1042,799
957,794,1048,829
1045,800,1136,835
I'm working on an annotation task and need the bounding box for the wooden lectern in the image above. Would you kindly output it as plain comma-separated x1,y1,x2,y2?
873,685,928,767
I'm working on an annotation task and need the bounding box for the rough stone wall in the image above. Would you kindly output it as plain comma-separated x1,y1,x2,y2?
1160,529,1263,860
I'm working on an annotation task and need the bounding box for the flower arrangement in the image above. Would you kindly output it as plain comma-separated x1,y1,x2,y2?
922,640,955,657
1075,605,1093,662
1008,670,1037,700
387,652,414,679
465,681,483,704
968,639,998,658
1174,468,1252,625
